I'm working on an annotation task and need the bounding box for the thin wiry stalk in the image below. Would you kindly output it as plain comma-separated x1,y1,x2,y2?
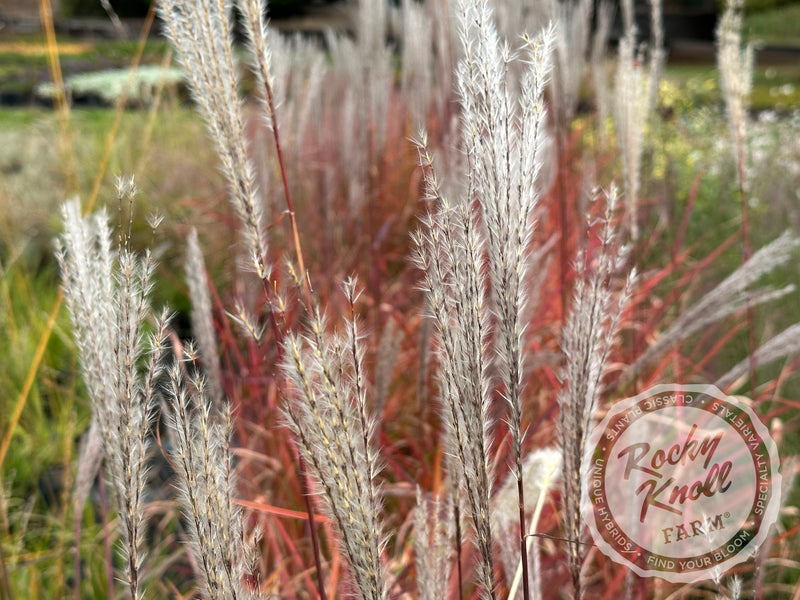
513,452,561,600
281,284,386,600
453,485,464,597
237,0,311,306
492,449,562,600
557,187,634,600
56,194,169,600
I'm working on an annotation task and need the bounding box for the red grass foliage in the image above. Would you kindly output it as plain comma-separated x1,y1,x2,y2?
172,98,800,598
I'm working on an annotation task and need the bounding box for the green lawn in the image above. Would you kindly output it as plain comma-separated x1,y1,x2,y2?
662,62,800,111
745,2,800,46
0,37,170,101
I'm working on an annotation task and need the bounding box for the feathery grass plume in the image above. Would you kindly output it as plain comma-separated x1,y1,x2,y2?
355,0,391,150
268,33,327,164
415,4,556,593
236,0,276,125
414,488,453,600
590,1,614,144
457,10,555,597
417,307,434,413
646,0,665,112
157,0,269,281
429,0,457,121
226,298,267,345
492,0,548,46
412,130,495,598
399,0,434,124
715,322,800,391
281,279,386,600
374,317,402,416
186,228,224,405
621,232,800,388
619,0,633,31
717,0,758,407
356,0,387,73
558,187,634,600
318,30,368,215
717,0,753,188
56,192,170,600
72,411,103,583
727,576,743,600
323,0,392,174
165,345,262,600
550,0,591,132
613,22,653,240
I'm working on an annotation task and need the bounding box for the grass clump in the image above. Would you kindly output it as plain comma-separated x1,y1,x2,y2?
2,0,800,598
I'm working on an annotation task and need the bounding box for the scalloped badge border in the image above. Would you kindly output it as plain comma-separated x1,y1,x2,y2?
581,384,782,583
